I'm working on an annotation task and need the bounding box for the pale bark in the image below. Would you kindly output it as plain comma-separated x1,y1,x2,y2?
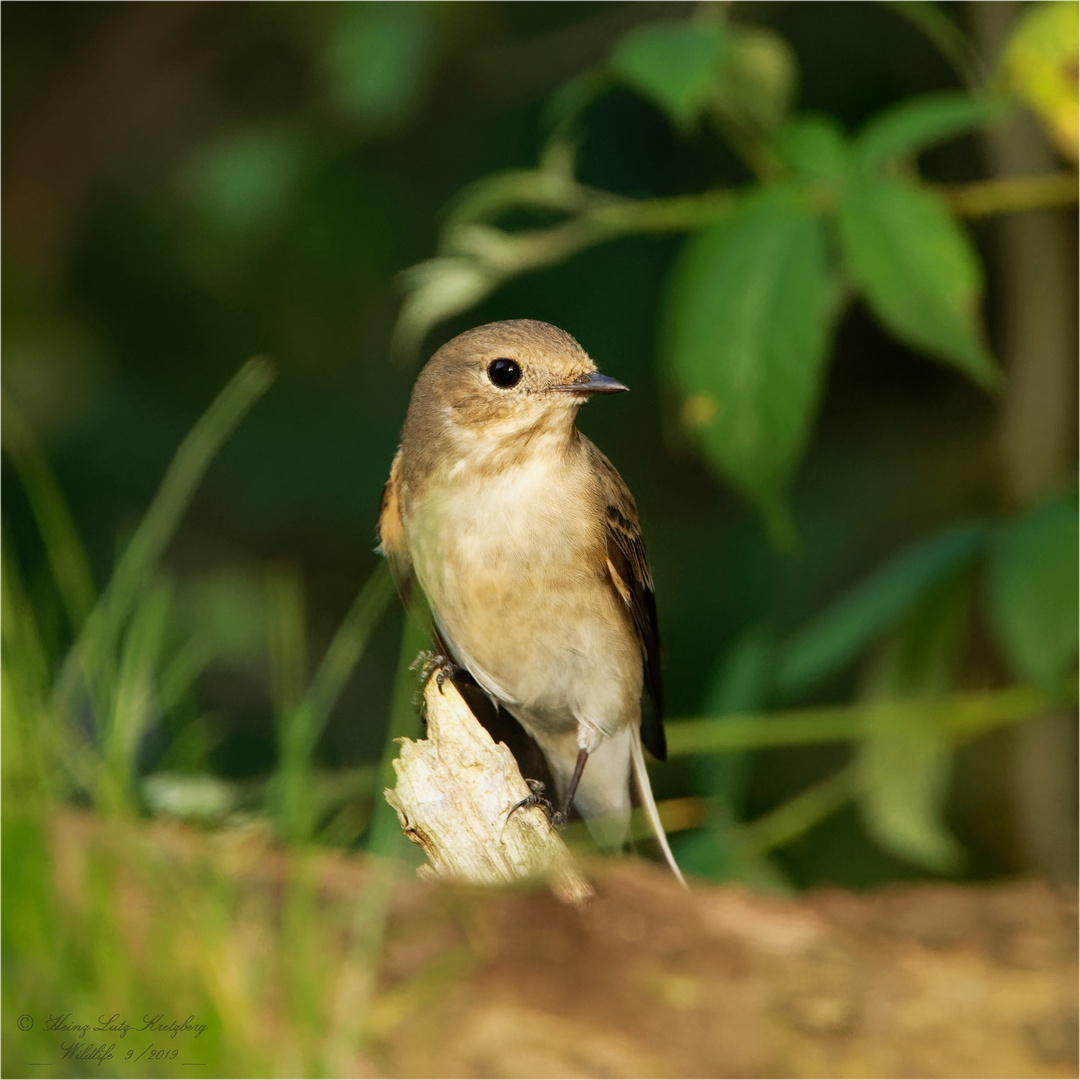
384,673,594,904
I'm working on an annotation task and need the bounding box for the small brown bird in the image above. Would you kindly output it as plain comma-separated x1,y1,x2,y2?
378,319,684,884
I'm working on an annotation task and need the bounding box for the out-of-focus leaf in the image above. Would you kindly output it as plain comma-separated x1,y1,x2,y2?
858,706,961,872
611,20,729,130
774,115,849,183
712,24,799,137
854,91,1011,172
184,124,312,237
1003,0,1079,164
838,177,1000,389
544,67,614,136
142,771,240,823
986,495,1079,689
321,2,436,130
776,520,989,698
855,571,972,873
666,187,831,544
705,627,777,716
392,257,498,360
868,568,973,698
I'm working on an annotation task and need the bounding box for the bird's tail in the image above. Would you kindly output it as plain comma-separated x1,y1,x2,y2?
629,725,687,888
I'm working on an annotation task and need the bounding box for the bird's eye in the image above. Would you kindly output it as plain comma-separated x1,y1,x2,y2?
487,358,522,389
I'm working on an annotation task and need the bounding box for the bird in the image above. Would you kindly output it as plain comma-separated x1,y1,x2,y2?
378,318,685,885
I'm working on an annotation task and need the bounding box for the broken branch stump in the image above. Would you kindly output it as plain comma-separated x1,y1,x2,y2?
384,673,594,905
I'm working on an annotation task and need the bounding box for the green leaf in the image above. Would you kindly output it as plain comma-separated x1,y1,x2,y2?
857,706,961,872
665,187,832,543
611,20,729,129
776,520,989,698
712,24,799,138
854,92,1010,173
774,114,849,183
855,571,972,873
185,123,311,237
544,67,614,136
321,2,435,130
986,496,1079,689
838,177,1001,389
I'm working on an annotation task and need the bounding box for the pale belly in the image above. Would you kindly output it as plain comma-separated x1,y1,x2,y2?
404,461,641,743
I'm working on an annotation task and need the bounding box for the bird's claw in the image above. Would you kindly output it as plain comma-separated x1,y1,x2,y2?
508,779,565,828
411,650,458,695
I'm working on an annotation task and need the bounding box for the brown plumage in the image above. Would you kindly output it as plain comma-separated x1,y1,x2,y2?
378,319,683,884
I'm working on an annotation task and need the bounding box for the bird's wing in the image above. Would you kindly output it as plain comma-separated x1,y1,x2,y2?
588,440,666,761
377,450,413,606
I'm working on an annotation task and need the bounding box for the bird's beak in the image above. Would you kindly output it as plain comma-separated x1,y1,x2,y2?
548,371,629,395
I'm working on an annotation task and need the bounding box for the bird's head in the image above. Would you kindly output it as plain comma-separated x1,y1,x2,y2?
402,319,627,464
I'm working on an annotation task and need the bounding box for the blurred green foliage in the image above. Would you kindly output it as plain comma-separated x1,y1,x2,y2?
2,0,1077,992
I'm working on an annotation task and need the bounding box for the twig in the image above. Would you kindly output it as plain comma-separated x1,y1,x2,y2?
936,171,1078,218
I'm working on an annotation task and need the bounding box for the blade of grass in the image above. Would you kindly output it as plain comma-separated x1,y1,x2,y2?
269,567,311,841
54,357,275,716
273,564,396,842
366,596,430,859
878,0,987,88
2,533,58,804
2,402,97,636
321,598,431,1071
303,563,395,741
100,577,173,814
1,532,100,800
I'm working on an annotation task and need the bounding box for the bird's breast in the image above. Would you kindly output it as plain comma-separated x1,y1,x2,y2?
402,451,639,731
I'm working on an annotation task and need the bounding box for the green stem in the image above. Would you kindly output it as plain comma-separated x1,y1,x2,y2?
937,172,1078,218
665,682,1072,757
739,765,857,855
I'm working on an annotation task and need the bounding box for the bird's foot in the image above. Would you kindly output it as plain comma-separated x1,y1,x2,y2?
410,651,460,714
411,650,458,693
508,779,567,829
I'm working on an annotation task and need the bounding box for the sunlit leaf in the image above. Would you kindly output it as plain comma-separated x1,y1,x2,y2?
776,520,989,698
986,495,1079,689
612,20,729,130
838,177,1001,389
854,91,1011,173
665,187,831,544
1003,0,1079,164
392,257,499,361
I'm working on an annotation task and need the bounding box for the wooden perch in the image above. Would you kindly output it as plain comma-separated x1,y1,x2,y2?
384,673,594,905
